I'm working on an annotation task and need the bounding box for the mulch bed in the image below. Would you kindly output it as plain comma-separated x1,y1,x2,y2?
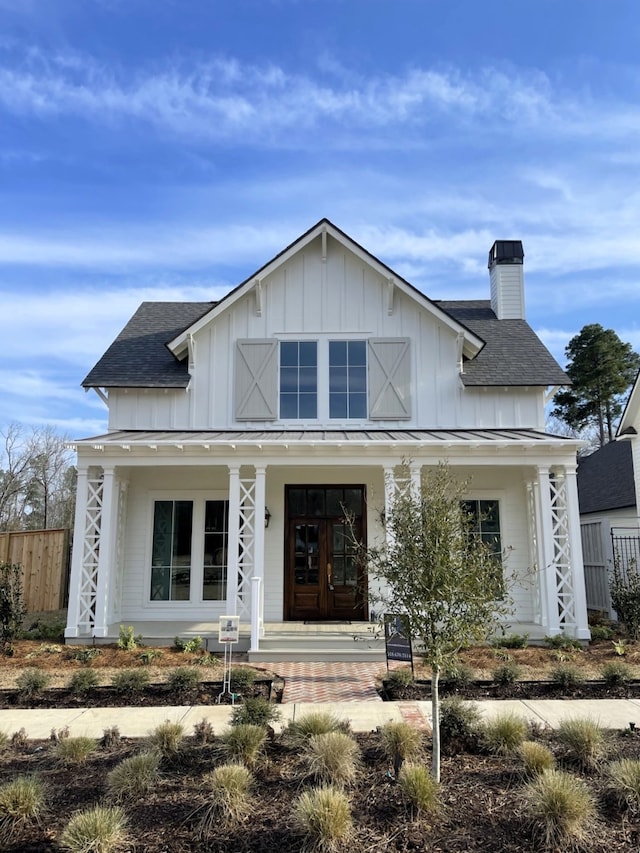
3,729,640,852
381,679,640,701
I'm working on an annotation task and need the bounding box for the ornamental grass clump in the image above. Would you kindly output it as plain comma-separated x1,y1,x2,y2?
294,785,352,852
60,805,129,853
147,721,185,763
197,763,252,838
379,721,422,776
482,711,528,755
397,763,440,818
303,731,359,788
16,667,49,699
230,696,281,728
607,758,640,814
557,717,605,769
107,751,161,801
222,724,266,768
520,741,556,776
523,769,596,848
0,775,46,843
55,735,97,765
285,711,346,744
111,669,150,695
68,667,100,697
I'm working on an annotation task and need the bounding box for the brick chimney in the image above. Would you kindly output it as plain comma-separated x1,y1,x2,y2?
488,240,525,319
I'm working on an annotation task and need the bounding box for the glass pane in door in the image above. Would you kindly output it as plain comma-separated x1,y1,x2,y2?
294,524,320,585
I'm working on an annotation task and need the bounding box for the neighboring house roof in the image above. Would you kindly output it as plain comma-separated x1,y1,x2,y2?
577,439,636,515
83,301,212,389
436,300,569,387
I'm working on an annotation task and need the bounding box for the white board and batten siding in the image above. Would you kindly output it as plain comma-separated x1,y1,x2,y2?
107,235,544,433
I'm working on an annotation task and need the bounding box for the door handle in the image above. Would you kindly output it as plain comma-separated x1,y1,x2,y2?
327,563,334,589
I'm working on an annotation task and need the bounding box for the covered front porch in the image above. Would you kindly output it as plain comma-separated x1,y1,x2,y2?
65,428,590,654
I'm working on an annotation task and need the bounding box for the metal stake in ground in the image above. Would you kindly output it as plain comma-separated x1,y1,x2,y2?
217,616,240,704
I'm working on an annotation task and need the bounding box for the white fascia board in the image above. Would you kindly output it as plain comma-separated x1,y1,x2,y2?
618,370,640,436
166,220,484,358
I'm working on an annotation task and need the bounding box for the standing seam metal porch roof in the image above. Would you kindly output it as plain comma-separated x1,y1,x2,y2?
74,428,579,447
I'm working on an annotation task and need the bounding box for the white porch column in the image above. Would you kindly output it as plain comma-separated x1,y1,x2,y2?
536,466,561,635
564,465,591,640
252,465,266,647
226,465,241,615
65,465,89,639
93,466,118,638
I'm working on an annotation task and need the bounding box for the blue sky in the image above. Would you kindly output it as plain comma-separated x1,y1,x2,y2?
2,0,640,438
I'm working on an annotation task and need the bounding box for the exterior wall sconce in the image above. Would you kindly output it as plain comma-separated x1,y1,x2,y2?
264,506,271,528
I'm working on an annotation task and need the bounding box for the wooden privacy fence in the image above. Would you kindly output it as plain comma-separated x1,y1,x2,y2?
0,528,70,612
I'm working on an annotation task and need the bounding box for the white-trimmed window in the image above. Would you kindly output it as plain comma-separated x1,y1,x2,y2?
329,340,367,419
150,497,229,602
280,340,318,419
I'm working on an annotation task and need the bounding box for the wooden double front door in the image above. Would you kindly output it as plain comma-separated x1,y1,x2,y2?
284,485,367,621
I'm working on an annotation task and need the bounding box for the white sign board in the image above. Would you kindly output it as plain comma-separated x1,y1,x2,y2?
219,616,240,644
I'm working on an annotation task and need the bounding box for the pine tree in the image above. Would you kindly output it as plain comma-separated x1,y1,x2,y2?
551,324,640,446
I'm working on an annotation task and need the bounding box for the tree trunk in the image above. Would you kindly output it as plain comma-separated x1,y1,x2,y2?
431,665,441,782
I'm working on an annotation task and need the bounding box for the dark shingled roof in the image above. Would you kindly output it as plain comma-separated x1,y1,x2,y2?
83,297,569,391
436,300,569,386
577,440,636,515
83,302,213,388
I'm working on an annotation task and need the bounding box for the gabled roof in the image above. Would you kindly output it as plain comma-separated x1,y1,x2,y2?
82,302,212,389
577,439,636,515
166,218,484,359
438,300,570,387
82,220,569,390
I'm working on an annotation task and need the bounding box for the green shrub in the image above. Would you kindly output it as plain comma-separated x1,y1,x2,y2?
173,635,203,653
294,786,352,851
379,721,422,776
193,718,215,744
197,763,252,837
68,647,101,664
303,731,359,788
166,667,200,694
60,805,128,853
589,624,614,641
492,632,529,649
16,667,49,699
68,668,100,697
22,618,66,641
523,769,596,847
601,661,634,687
385,667,414,691
0,775,45,842
222,724,266,768
439,696,482,752
230,696,281,728
147,721,185,762
107,751,161,800
610,560,640,639
482,712,528,755
286,712,346,744
117,625,143,651
55,736,97,765
492,661,522,686
520,740,555,775
608,758,640,813
100,726,121,749
111,669,150,695
545,633,582,650
441,661,475,688
229,666,257,691
138,648,162,665
398,763,440,816
557,717,605,768
549,664,584,691
0,562,25,652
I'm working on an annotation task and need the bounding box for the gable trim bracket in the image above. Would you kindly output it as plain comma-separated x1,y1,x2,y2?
254,278,263,317
89,387,108,406
544,385,563,406
387,278,395,316
456,332,465,375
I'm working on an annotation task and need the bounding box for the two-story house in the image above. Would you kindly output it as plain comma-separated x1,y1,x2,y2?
65,219,590,652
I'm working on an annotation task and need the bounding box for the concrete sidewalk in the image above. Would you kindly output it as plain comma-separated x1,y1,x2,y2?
2,698,640,739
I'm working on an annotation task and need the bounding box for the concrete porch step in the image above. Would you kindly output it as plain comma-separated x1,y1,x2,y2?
247,628,386,663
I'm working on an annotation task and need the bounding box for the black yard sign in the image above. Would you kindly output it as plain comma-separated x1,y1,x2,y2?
384,614,413,671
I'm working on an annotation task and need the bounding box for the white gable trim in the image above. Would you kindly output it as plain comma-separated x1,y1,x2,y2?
618,369,640,436
167,219,485,360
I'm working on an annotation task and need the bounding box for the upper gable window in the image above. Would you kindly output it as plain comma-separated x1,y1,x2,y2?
280,341,317,419
329,341,367,419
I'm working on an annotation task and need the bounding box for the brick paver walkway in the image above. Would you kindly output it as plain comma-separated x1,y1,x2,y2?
273,662,385,703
